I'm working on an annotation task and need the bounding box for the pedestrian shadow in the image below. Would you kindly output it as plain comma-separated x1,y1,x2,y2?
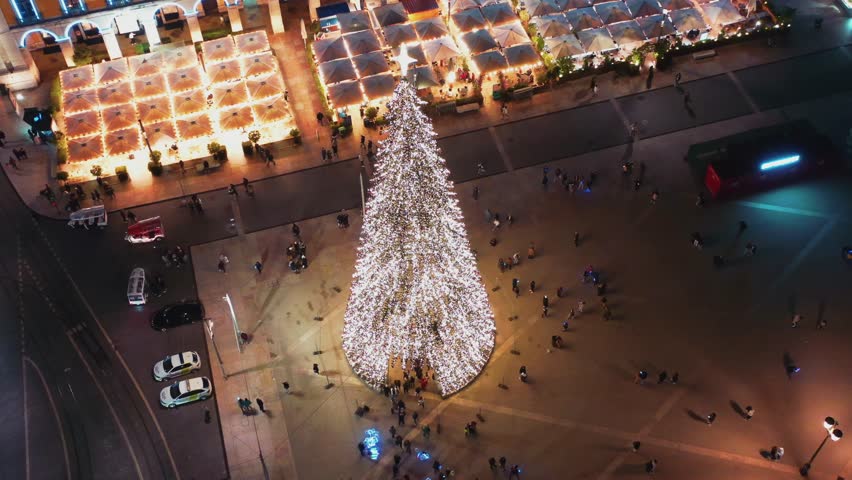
788,294,797,316
686,106,696,118
686,409,707,423
730,400,745,418
759,449,772,460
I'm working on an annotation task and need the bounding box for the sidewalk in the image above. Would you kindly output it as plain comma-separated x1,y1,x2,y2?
2,3,850,219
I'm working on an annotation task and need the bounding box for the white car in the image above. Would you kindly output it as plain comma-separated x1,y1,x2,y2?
160,377,212,408
153,351,201,382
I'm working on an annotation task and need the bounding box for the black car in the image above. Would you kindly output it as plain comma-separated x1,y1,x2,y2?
151,302,205,331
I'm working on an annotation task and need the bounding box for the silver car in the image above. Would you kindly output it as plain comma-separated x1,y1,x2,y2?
153,351,201,382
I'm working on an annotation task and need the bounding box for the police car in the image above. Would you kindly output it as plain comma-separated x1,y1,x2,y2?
160,377,212,408
153,351,201,382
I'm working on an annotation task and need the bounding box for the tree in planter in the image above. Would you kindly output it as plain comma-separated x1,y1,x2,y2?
248,130,261,148
115,165,129,182
148,150,164,176
364,107,379,121
207,142,226,161
90,164,103,178
289,128,302,145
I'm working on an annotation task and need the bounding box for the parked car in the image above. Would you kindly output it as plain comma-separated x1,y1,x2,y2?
153,351,201,382
160,377,212,408
151,302,205,332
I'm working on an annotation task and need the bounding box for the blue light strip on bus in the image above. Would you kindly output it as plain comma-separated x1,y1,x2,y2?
760,155,800,171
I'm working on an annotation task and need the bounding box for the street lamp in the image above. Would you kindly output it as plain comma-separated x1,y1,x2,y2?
800,416,843,476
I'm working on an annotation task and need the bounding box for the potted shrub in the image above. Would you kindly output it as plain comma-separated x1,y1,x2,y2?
242,141,254,155
207,142,227,162
248,130,261,148
148,151,163,176
290,128,301,145
115,165,129,182
56,171,69,182
90,164,102,177
364,106,379,121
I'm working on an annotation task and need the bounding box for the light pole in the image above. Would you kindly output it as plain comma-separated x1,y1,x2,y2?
800,416,843,476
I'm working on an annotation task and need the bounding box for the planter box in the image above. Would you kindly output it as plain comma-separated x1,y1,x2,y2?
509,86,535,100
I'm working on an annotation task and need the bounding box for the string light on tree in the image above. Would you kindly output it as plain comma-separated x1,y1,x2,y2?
341,74,495,397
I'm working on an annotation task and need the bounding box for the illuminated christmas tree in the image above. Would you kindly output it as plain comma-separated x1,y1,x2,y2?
341,52,495,396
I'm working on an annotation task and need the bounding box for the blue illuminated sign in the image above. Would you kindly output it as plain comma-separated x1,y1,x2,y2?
363,429,380,461
760,155,800,171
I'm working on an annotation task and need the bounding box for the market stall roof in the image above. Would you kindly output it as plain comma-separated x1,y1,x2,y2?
129,52,163,77
411,65,440,88
413,17,449,40
576,26,617,51
360,73,396,100
97,82,133,107
383,23,418,47
60,65,95,91
144,120,178,149
525,0,562,16
173,89,208,117
133,75,166,99
176,114,214,140
218,106,255,132
94,59,129,85
313,37,349,63
337,11,372,33
64,111,101,139
102,104,139,132
658,0,691,10
67,135,104,162
393,43,428,66
669,8,708,31
327,80,365,107
319,58,359,84
492,22,531,48
607,19,647,46
566,7,604,30
422,37,462,62
344,29,383,56
104,127,142,156
252,95,291,124
545,34,585,57
636,14,676,37
504,43,540,67
562,0,593,9
461,28,498,54
701,1,744,26
137,96,173,125
531,14,573,38
62,89,98,115
168,66,205,92
626,0,662,17
212,82,250,109
450,0,479,12
352,51,391,77
242,52,279,77
207,59,243,84
401,0,440,16
595,1,633,23
481,2,517,26
374,3,408,26
202,37,237,64
452,8,488,32
234,30,271,55
162,45,199,69
472,50,508,73
246,73,285,101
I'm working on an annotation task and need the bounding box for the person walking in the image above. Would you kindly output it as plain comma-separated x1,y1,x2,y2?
472,186,479,200
360,135,366,150
671,372,679,384
591,77,598,96
367,140,373,156
500,103,509,119
634,370,648,384
119,209,127,222
645,459,657,474
499,457,507,471
292,223,301,238
657,371,668,384
228,184,238,197
574,231,580,247
791,313,802,328
282,381,291,394
256,398,265,413
489,458,497,470
632,440,641,452
744,405,754,420
578,300,585,314
254,261,263,274
674,72,682,88
127,210,137,223
527,242,536,259
265,149,275,166
0,130,5,146
529,280,536,293
218,259,227,273
706,412,717,425
7,156,19,170
243,177,250,192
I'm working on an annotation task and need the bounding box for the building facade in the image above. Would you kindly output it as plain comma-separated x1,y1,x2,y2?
0,0,285,90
